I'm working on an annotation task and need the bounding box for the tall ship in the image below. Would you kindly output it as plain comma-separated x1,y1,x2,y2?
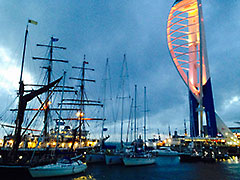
0,20,106,169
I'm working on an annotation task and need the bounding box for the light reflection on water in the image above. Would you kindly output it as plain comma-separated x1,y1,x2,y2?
20,156,240,180
73,175,96,180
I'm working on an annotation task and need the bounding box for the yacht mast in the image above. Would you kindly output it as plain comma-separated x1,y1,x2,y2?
120,55,126,147
119,54,130,147
134,84,137,140
143,86,147,143
126,98,133,143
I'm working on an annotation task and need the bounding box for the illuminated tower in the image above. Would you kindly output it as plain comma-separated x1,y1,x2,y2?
167,0,217,137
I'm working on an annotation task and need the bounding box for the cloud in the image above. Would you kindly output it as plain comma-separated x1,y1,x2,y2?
0,46,34,94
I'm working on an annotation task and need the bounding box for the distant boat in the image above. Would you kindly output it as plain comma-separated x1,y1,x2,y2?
179,149,216,163
102,142,122,165
151,147,179,156
179,152,202,162
85,136,110,164
103,55,129,166
123,138,156,166
28,155,87,178
123,153,156,166
123,86,156,167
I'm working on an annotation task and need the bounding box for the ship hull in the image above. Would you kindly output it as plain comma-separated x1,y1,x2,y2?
85,152,105,163
179,153,202,162
105,154,122,165
29,161,87,178
123,156,156,166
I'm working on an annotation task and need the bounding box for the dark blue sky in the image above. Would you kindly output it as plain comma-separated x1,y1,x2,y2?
0,0,240,141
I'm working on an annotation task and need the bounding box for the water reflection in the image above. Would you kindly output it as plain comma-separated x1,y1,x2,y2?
221,156,240,164
83,156,240,180
73,175,96,180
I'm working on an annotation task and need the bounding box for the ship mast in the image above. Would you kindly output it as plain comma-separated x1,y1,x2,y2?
101,58,108,139
69,55,103,150
56,71,66,149
79,59,88,145
120,57,125,147
32,37,68,141
12,20,35,160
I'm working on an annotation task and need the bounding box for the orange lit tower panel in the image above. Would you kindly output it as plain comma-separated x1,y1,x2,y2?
167,0,217,137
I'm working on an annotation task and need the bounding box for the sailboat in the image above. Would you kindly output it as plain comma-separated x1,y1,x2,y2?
104,54,131,165
123,136,156,166
123,86,156,166
85,59,107,164
123,152,156,166
28,155,87,178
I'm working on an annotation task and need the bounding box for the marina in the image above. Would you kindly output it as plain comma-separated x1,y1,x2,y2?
2,156,240,179
1,0,240,179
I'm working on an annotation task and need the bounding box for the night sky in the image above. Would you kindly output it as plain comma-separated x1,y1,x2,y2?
0,0,240,141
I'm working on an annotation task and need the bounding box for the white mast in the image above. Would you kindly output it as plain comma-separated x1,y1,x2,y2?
134,84,137,140
143,86,147,143
120,54,127,147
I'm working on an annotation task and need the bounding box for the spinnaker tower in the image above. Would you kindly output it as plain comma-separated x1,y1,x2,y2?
167,0,238,144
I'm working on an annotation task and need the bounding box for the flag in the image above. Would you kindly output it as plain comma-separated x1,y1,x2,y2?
52,38,59,42
28,19,38,25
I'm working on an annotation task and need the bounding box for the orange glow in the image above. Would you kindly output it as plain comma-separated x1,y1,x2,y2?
76,111,84,117
43,101,51,110
167,0,208,101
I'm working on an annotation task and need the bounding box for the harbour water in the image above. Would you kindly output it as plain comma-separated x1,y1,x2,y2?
27,156,240,180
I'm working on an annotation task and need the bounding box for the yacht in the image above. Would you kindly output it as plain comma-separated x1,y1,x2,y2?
151,147,179,156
